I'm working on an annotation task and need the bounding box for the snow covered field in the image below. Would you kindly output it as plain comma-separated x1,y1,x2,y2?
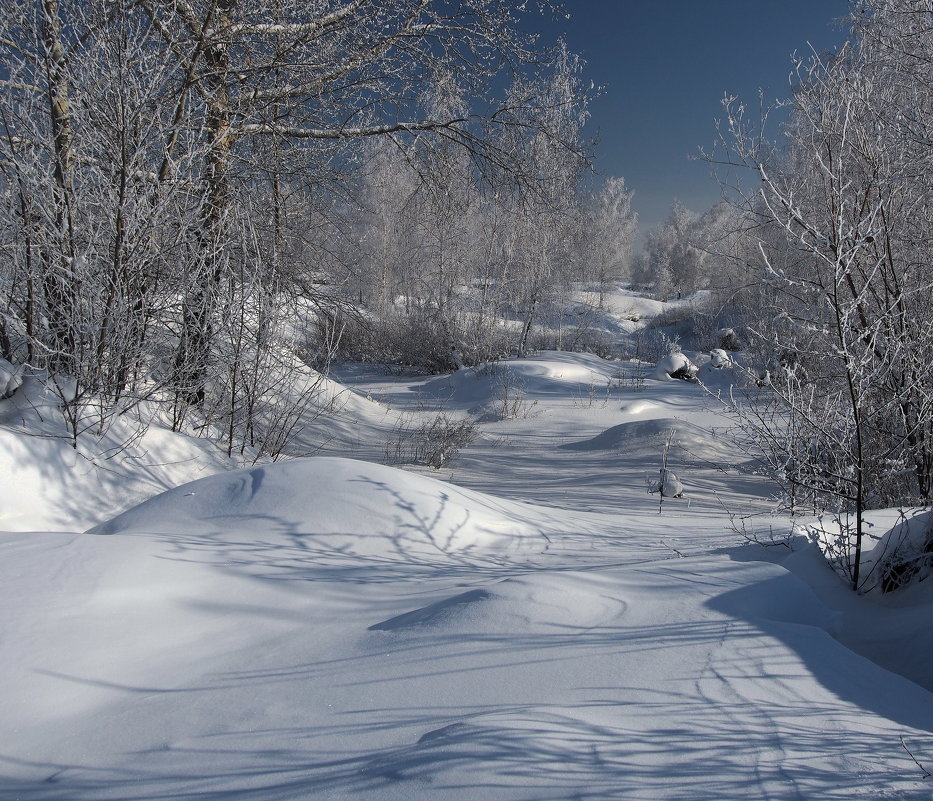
2,340,933,799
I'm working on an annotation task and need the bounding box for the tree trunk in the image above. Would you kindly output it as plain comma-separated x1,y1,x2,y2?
173,0,235,411
40,0,78,365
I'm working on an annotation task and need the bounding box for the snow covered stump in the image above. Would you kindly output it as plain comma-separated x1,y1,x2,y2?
0,356,23,400
650,468,684,499
709,348,732,369
653,351,698,382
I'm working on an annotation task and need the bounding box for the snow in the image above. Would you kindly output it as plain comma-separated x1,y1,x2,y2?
88,457,552,565
3,292,933,800
0,378,236,531
651,466,684,497
710,347,732,368
0,355,23,399
653,350,698,380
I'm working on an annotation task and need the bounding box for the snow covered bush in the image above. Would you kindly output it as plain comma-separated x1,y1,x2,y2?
330,310,461,374
717,328,740,351
649,468,684,498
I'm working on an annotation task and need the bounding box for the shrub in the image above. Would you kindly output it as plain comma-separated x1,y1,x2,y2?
384,412,478,469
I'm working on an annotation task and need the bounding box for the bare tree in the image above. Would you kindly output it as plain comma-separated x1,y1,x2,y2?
0,0,206,443
133,0,589,404
716,0,933,589
1,0,592,449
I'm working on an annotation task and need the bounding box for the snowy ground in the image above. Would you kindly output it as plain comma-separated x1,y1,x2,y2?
2,309,933,799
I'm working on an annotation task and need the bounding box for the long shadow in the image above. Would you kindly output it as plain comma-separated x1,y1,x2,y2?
6,563,933,800
5,624,932,799
707,571,933,734
3,687,928,800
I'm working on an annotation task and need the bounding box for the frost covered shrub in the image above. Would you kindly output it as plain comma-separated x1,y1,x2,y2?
717,327,741,351
636,330,681,365
300,307,365,369
644,303,738,354
326,310,457,373
494,367,536,420
644,303,696,333
528,327,615,360
384,412,478,469
322,307,514,373
457,322,514,367
689,311,727,352
571,328,616,359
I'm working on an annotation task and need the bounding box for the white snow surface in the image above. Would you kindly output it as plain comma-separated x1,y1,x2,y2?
3,338,933,799
0,378,236,531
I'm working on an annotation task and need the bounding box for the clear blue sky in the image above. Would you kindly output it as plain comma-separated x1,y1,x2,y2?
535,0,851,235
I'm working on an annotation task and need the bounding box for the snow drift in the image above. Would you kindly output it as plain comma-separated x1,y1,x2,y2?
89,456,551,567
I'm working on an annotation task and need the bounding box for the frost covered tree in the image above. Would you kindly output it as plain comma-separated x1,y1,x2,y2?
0,0,593,444
409,69,480,360
352,135,421,313
579,176,638,306
0,0,208,441
640,200,714,298
504,41,590,356
718,0,933,588
133,0,588,406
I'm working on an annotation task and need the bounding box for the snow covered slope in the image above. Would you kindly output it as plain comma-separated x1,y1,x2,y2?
0,378,236,531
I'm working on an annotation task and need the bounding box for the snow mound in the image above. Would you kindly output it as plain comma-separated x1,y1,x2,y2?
422,352,616,405
862,509,933,590
618,399,657,416
708,561,841,633
369,589,493,630
0,379,235,531
597,288,702,331
368,573,626,634
560,417,731,459
0,356,23,399
89,457,550,567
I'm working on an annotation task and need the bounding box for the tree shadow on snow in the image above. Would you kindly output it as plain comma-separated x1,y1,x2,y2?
706,570,933,736
4,608,933,800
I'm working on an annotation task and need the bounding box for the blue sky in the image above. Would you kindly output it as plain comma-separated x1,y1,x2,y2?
536,0,850,235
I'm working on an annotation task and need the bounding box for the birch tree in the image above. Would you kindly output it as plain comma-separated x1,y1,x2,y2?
580,176,637,307
0,0,202,441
